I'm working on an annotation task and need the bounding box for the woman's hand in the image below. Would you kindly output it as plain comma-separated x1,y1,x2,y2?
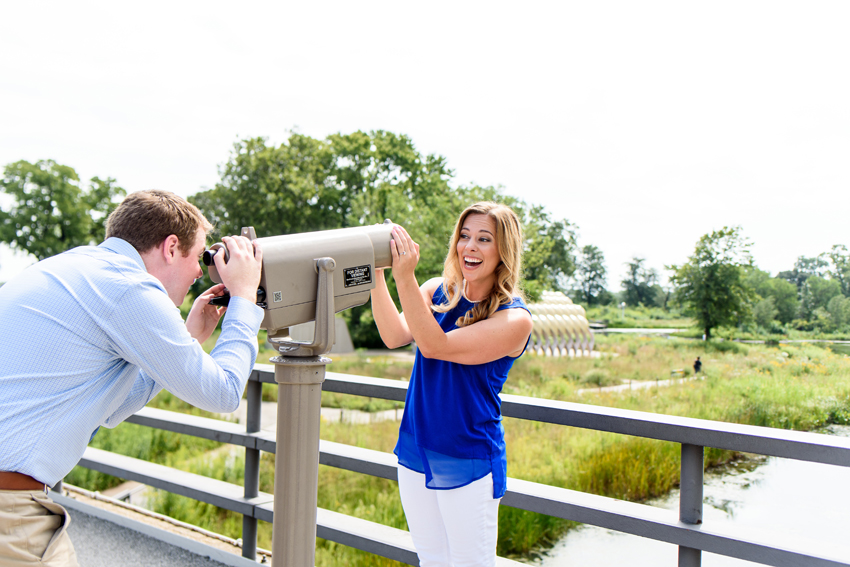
370,226,424,349
390,225,420,282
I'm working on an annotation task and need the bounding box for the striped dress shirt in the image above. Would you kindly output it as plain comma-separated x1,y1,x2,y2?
0,238,264,486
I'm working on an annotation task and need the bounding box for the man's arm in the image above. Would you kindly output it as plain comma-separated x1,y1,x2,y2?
104,279,264,414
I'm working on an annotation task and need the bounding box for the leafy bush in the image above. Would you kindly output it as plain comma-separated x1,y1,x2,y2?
703,340,748,355
580,369,618,387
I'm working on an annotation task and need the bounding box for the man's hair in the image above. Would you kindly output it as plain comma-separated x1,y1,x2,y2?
105,190,213,255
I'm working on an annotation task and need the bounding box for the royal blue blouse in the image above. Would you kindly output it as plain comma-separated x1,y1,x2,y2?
394,285,530,498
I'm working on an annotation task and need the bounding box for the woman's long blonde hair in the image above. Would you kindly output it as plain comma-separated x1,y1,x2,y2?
433,201,525,327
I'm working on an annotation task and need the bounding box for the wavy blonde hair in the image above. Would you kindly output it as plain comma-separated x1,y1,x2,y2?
433,201,525,327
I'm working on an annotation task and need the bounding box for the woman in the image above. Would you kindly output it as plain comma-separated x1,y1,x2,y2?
370,202,533,567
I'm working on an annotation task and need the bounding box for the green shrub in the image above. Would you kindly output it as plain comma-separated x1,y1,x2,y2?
581,369,617,387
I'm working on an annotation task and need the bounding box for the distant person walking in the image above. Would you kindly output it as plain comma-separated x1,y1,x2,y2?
693,356,702,374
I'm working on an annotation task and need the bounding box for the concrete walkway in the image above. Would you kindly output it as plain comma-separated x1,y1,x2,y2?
593,328,687,334
577,375,703,395
55,491,257,567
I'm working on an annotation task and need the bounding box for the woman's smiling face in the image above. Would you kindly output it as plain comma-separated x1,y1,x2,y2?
457,213,500,296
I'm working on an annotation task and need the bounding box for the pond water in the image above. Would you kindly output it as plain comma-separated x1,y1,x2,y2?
829,343,850,356
533,425,850,566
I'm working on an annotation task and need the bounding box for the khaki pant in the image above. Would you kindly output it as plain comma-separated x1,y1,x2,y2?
0,490,78,566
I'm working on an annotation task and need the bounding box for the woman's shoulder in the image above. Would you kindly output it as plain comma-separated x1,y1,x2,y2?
421,277,445,299
498,294,529,311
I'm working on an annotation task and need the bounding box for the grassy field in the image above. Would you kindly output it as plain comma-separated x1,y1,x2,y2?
68,335,850,565
585,304,693,329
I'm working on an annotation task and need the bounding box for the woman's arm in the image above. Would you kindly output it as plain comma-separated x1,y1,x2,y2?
370,263,442,349
370,268,414,349
390,226,533,365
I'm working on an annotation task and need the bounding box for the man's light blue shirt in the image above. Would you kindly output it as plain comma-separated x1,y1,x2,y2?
0,238,264,486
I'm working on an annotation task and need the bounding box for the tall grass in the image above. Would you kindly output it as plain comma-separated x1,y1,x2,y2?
67,336,850,564
585,304,692,329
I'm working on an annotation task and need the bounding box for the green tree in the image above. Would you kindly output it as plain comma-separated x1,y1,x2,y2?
0,160,125,260
510,204,576,301
191,131,454,347
820,244,850,297
744,267,799,325
574,245,607,305
765,278,798,325
777,255,828,292
798,276,842,320
621,257,659,307
669,226,755,340
826,294,850,330
193,131,577,346
190,135,340,239
753,296,779,329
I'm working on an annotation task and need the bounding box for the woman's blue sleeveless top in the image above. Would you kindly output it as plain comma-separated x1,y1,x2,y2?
394,285,529,498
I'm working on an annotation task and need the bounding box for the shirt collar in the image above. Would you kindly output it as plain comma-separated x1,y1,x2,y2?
99,237,147,272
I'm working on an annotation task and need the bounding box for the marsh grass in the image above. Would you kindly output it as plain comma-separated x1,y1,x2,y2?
68,335,850,565
260,349,411,412
584,305,693,329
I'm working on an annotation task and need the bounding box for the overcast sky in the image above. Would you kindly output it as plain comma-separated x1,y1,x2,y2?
2,1,848,290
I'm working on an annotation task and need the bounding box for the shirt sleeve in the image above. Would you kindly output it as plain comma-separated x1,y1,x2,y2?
101,279,264,414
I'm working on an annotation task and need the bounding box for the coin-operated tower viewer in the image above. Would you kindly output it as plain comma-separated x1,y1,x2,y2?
205,220,393,567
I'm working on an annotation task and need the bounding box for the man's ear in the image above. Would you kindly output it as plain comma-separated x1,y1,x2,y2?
161,234,180,264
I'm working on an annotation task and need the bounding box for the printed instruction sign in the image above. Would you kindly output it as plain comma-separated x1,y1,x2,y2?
343,265,372,288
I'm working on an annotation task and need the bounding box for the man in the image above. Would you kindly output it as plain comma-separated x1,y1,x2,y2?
0,190,264,566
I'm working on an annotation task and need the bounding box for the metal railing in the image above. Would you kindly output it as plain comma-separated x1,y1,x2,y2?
71,362,850,567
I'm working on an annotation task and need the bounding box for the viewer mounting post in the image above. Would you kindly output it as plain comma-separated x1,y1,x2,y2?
268,257,337,567
203,221,394,564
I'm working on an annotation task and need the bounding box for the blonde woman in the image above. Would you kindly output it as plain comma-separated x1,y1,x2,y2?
371,202,533,567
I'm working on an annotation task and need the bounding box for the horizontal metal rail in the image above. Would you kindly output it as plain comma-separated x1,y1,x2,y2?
78,434,850,567
254,364,850,466
77,447,517,566
87,364,850,566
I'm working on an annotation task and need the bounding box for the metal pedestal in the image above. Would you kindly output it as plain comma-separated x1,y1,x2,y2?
271,355,329,567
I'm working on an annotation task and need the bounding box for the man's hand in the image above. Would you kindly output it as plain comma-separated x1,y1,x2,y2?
214,235,264,302
186,283,227,343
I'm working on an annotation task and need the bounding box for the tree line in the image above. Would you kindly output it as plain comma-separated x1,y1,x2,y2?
0,131,574,346
572,227,850,339
2,132,845,344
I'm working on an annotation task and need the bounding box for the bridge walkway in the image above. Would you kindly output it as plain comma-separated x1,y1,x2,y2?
54,490,259,567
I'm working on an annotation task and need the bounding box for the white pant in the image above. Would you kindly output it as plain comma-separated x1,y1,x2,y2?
397,466,500,567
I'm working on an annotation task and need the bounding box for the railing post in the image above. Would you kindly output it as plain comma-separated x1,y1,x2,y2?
242,375,263,560
678,443,704,567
